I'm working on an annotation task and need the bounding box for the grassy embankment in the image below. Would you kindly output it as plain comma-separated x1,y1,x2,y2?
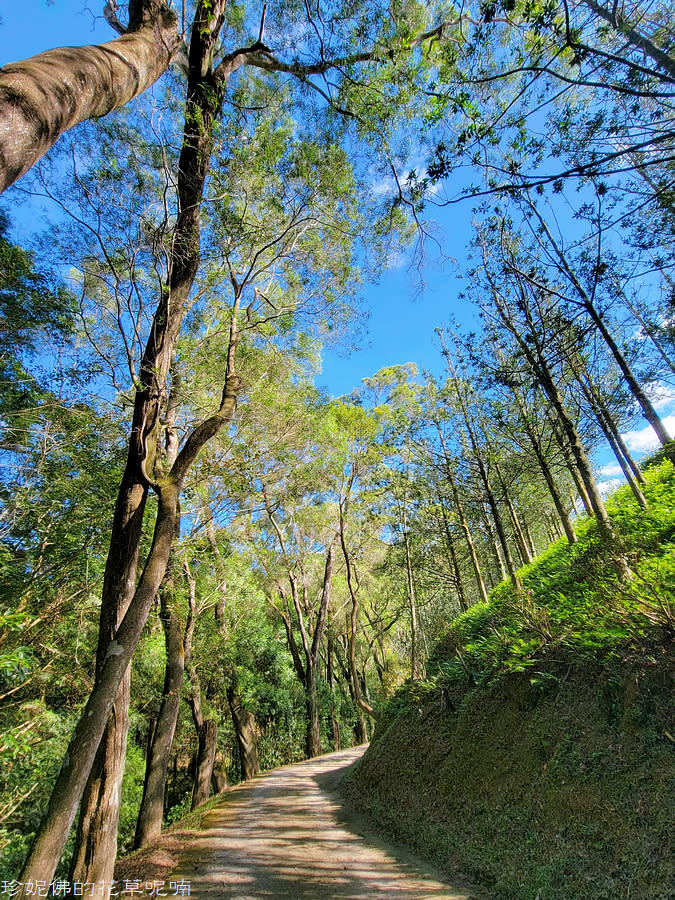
346,461,674,900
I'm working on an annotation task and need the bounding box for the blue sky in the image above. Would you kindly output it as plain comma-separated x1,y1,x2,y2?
0,1,475,400
2,1,674,484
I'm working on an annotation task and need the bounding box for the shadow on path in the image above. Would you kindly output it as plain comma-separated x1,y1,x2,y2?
170,746,484,899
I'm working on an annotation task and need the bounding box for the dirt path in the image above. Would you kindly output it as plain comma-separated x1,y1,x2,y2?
166,746,481,899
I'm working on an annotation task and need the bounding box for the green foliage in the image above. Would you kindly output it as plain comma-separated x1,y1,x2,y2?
428,462,675,690
0,703,77,876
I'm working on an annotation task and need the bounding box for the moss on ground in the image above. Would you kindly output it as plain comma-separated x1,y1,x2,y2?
345,464,675,900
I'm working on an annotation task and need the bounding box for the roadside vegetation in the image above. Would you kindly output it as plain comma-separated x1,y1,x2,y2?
348,461,674,900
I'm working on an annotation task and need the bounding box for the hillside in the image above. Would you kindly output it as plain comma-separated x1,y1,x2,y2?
345,462,675,900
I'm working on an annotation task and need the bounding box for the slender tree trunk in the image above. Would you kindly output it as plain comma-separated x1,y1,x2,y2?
227,688,261,780
571,355,647,496
552,416,593,516
492,286,628,572
133,584,185,848
594,404,648,508
401,501,422,677
618,290,675,376
494,460,532,565
436,430,489,604
304,667,322,759
483,504,508,582
0,0,180,193
441,347,520,586
510,387,577,544
211,751,229,793
440,501,469,612
338,500,377,724
525,523,537,559
326,632,341,751
531,204,673,456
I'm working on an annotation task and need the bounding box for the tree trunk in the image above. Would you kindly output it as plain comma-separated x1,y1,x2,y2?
133,585,185,849
510,388,577,545
211,751,229,793
304,667,322,759
29,6,245,887
494,459,532,565
68,669,130,886
401,502,422,678
227,688,261,780
525,523,537,559
492,285,625,563
552,416,594,516
191,720,218,809
326,633,341,751
436,430,489,605
19,480,179,892
441,348,520,587
0,0,180,193
570,354,647,503
440,502,468,611
531,204,673,456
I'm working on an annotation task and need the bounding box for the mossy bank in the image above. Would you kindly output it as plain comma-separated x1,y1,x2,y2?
345,463,675,900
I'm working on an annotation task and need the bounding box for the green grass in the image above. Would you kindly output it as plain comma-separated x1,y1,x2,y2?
427,461,675,689
346,462,675,900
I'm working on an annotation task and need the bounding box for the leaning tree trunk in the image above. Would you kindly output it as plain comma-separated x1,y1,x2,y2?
0,0,179,193
531,204,673,457
134,582,185,848
62,4,244,889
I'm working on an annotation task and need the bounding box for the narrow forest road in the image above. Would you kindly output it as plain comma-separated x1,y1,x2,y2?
167,746,482,899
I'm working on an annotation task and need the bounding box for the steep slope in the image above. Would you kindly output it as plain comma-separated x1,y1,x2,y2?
345,462,675,900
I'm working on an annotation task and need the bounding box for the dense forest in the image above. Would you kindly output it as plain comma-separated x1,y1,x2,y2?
0,1,673,897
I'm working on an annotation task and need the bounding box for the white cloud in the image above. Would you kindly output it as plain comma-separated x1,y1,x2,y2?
647,382,675,413
598,462,624,477
621,414,675,453
598,477,623,499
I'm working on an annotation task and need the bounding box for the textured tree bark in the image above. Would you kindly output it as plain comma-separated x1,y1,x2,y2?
211,751,229,793
19,480,179,893
63,4,241,886
68,669,130,886
304,670,322,759
191,720,218,809
134,585,185,848
227,688,261,781
0,0,180,193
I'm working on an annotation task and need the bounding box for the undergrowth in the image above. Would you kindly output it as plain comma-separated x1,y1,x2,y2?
426,461,675,691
